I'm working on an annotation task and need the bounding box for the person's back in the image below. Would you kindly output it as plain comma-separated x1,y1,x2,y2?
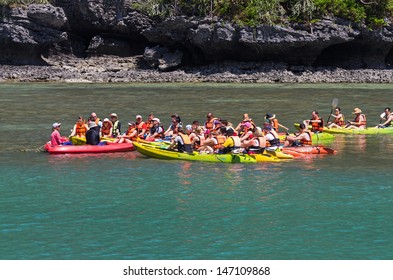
86,122,100,145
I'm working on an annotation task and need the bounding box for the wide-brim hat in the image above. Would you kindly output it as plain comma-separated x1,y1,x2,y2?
103,118,112,126
352,108,362,114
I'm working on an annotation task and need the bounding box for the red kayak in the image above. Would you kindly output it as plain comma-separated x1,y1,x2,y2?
44,142,134,154
282,146,336,157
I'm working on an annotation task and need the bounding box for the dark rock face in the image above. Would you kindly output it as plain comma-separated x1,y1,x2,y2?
1,0,393,69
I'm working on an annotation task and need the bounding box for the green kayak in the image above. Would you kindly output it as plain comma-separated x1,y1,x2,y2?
293,123,393,135
133,142,257,163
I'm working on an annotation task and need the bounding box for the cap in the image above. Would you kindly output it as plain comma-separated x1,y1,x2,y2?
52,122,61,128
103,118,112,124
153,118,160,123
204,129,211,135
128,122,136,126
186,124,192,130
265,113,275,120
242,122,251,128
226,128,235,136
110,113,118,118
136,115,142,119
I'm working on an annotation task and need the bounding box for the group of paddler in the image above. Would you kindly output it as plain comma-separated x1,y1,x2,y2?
49,103,393,155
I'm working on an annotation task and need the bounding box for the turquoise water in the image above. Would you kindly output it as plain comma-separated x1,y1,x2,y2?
1,83,393,260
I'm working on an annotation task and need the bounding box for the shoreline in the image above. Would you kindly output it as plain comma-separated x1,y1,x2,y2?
1,57,393,83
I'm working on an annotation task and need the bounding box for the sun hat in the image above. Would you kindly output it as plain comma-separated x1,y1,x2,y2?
136,115,142,119
153,118,160,123
52,122,61,128
88,121,97,129
110,113,118,118
352,108,362,114
103,118,112,125
265,113,275,120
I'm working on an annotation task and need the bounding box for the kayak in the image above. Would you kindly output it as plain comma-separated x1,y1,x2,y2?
133,142,258,163
282,146,336,156
69,136,115,145
44,142,134,154
321,126,393,135
293,123,393,135
264,148,294,159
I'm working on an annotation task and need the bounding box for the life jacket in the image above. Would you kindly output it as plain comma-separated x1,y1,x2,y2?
112,120,120,137
213,135,226,150
178,132,193,153
248,137,265,154
205,118,218,130
300,131,312,146
126,127,137,141
192,135,204,150
266,132,281,147
101,124,112,136
75,122,87,137
137,121,146,135
146,120,154,131
311,117,324,132
150,125,165,139
354,114,367,127
272,119,279,132
334,114,345,126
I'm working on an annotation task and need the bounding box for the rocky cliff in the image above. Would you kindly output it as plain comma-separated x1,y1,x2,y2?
1,0,393,71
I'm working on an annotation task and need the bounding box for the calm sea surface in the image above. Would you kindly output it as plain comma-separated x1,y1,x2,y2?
1,83,393,260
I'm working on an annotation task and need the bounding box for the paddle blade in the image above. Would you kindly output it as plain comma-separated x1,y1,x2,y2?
332,98,339,108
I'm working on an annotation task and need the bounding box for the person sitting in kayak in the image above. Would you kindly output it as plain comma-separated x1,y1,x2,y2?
345,108,367,129
135,114,147,139
145,118,165,141
239,122,254,142
327,107,345,128
377,107,393,128
50,122,68,146
100,118,113,138
219,127,242,154
204,112,220,131
169,126,193,153
284,123,312,147
304,110,324,133
69,116,88,138
86,121,101,145
263,125,281,150
241,128,266,154
114,122,137,143
265,113,288,132
110,113,121,138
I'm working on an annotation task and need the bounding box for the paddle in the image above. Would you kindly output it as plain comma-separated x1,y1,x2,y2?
326,98,339,125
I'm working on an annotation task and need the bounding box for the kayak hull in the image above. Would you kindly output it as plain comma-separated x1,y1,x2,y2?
44,142,134,154
282,146,336,155
133,142,257,163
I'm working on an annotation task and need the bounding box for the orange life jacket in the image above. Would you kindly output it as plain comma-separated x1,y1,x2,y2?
354,114,367,127
213,135,226,150
311,117,324,132
75,122,87,137
126,127,137,141
205,118,218,130
101,124,112,136
334,114,345,126
300,131,312,146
